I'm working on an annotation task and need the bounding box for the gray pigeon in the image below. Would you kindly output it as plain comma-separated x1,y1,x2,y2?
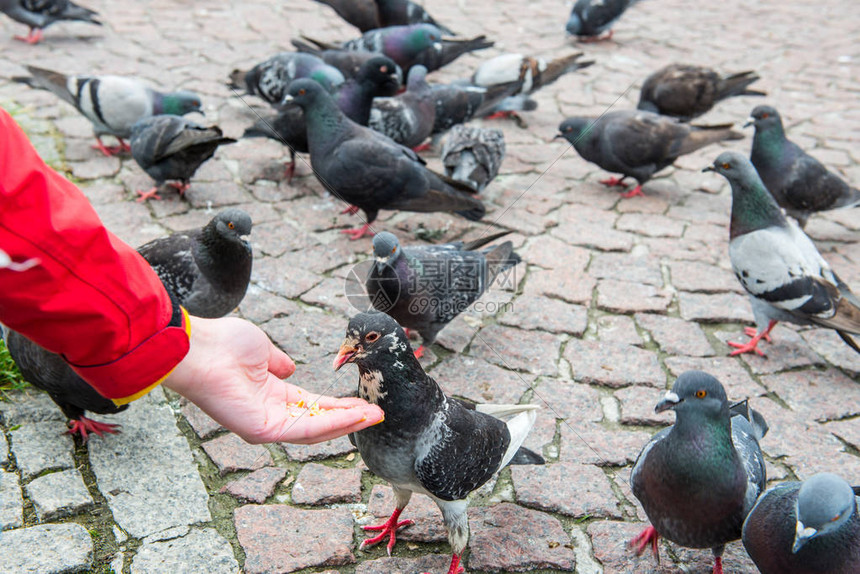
557,110,742,197
441,125,506,192
0,0,100,44
638,64,765,121
311,0,380,32
227,52,345,106
747,105,860,228
565,0,642,41
630,370,767,574
705,151,860,356
291,37,404,81
282,79,485,240
333,311,538,573
130,115,236,201
368,65,435,149
13,65,202,156
374,0,455,35
365,230,519,357
3,210,252,440
429,82,522,135
742,473,860,574
137,209,253,319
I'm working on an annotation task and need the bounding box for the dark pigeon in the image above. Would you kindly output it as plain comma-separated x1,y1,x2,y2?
130,115,236,201
441,125,506,192
565,0,642,41
227,52,345,105
333,311,539,574
630,370,767,574
365,230,519,356
429,82,521,135
705,151,860,356
369,65,435,149
300,24,493,75
291,37,403,81
374,0,455,35
743,473,860,574
638,64,765,121
0,0,100,44
282,79,485,240
557,110,743,198
3,209,252,441
13,65,202,157
242,55,400,181
311,0,380,32
747,105,860,228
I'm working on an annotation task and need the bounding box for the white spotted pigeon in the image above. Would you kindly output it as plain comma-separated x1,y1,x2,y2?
630,370,767,574
228,52,345,106
0,0,100,44
705,151,860,356
742,473,860,574
369,65,435,149
747,105,860,228
441,125,506,192
333,311,539,574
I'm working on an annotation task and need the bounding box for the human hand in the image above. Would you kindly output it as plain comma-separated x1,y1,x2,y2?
163,315,384,444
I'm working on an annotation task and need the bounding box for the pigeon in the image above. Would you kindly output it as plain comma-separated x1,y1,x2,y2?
565,0,642,41
333,311,539,574
704,151,860,356
242,55,400,182
441,125,506,192
311,0,380,32
2,210,252,440
638,64,765,121
291,38,403,81
13,65,202,157
556,110,743,198
630,370,767,574
282,79,485,240
374,0,455,35
747,105,860,228
130,115,236,201
428,82,519,135
137,209,253,318
471,52,594,120
365,230,519,357
0,0,100,44
369,65,435,149
299,24,493,75
227,52,345,106
742,473,860,574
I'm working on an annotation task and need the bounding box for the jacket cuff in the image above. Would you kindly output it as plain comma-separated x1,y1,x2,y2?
70,307,191,403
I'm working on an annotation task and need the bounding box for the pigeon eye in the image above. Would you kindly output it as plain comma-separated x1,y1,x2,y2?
695,390,707,399
365,332,380,343
722,163,730,169
298,89,306,96
227,222,235,230
381,66,388,73
762,113,769,119
390,246,396,254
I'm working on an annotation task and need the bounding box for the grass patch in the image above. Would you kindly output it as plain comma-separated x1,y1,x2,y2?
0,337,28,399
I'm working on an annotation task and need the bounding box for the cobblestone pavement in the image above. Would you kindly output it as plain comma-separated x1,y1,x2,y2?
0,0,858,572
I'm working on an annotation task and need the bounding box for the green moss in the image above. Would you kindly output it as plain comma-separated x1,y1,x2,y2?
0,338,29,400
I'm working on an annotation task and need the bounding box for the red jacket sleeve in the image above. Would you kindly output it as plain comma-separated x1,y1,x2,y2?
0,106,190,403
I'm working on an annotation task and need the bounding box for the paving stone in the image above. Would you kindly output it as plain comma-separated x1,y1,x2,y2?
201,433,273,476
800,328,860,375
235,504,355,573
668,260,740,293
8,421,75,479
826,418,860,450
291,463,361,505
468,503,576,572
565,340,664,388
0,432,7,465
589,253,663,286
25,468,93,521
366,485,447,543
88,388,211,539
512,462,622,518
615,385,674,427
715,326,825,373
522,237,591,271
280,435,356,462
69,156,121,180
0,388,65,426
131,528,239,574
180,401,223,440
498,296,588,335
354,555,453,574
587,520,678,574
524,267,596,305
0,523,93,574
635,313,715,356
616,213,685,237
551,215,635,252
560,423,652,467
220,467,287,504
430,355,535,405
760,369,860,422
530,379,603,422
470,324,561,377
434,315,476,353
0,469,22,530
595,314,643,346
521,415,559,459
597,279,673,314
678,291,754,323
665,356,767,400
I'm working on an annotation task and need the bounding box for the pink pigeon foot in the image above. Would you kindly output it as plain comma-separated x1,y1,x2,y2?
713,556,723,574
421,553,464,574
91,138,125,157
620,185,645,198
579,29,614,43
136,187,162,202
167,181,191,196
630,525,660,561
14,28,43,44
340,205,360,215
729,320,777,357
412,345,425,359
599,176,628,187
484,110,519,121
340,223,374,240
412,142,431,153
360,507,414,555
67,416,121,443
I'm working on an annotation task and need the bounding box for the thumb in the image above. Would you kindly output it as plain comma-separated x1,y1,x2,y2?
267,340,296,379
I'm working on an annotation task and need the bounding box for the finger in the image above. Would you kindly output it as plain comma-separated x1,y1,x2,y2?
273,404,385,445
267,341,296,379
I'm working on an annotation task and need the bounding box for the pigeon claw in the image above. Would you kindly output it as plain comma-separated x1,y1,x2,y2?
136,187,163,202
340,223,374,241
422,553,465,574
578,29,614,43
340,205,360,215
285,160,296,184
92,138,127,157
14,28,43,44
729,321,777,357
360,508,414,555
599,176,627,187
629,525,660,562
744,326,772,343
619,185,645,198
713,556,723,574
412,142,432,153
67,416,122,444
167,181,191,196
412,345,425,359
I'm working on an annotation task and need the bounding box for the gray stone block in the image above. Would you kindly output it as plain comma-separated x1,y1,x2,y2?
0,469,23,530
0,523,93,573
131,528,239,574
25,469,94,521
9,421,74,479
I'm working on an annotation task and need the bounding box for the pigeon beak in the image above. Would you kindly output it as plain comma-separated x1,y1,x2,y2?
701,164,716,173
743,117,755,128
282,94,295,105
655,391,681,413
432,42,443,51
375,256,391,273
792,521,816,553
333,342,359,371
554,133,565,140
